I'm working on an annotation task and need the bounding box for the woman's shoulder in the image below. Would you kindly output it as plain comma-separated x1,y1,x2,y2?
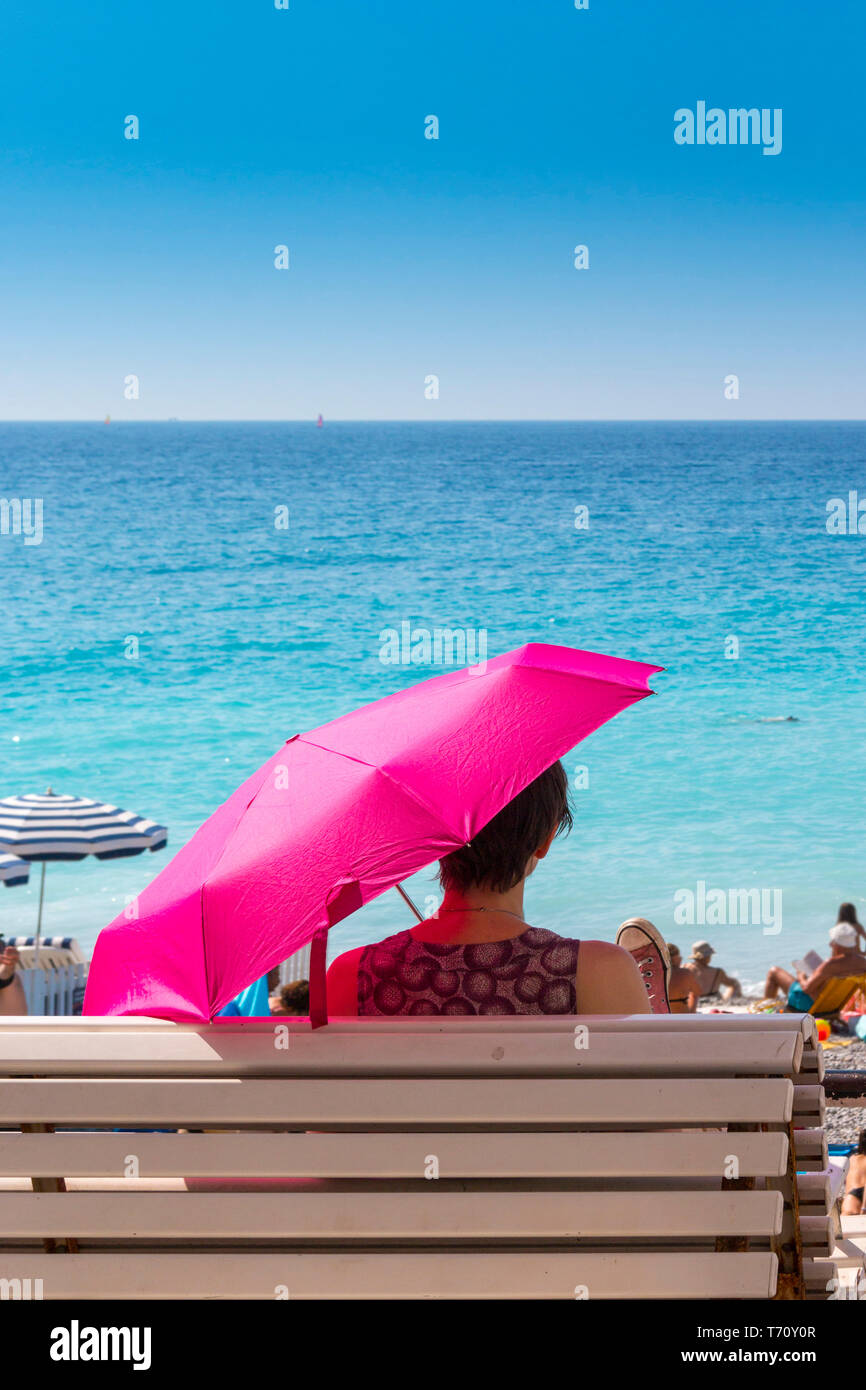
520,926,581,948
578,938,637,965
577,938,648,989
575,938,652,1014
358,930,414,962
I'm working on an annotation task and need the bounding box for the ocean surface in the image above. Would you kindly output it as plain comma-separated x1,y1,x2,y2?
2,421,865,994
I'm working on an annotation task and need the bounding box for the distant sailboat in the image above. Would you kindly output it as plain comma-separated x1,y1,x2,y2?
316,414,324,428
104,414,111,424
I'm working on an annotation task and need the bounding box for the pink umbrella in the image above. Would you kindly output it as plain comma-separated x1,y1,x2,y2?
84,643,661,1022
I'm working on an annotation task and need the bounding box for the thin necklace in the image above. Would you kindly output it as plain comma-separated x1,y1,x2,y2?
437,906,526,922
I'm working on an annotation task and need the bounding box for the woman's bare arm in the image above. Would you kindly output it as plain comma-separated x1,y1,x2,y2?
575,939,652,1014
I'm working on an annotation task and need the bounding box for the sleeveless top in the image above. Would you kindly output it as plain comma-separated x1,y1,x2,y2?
357,926,581,1016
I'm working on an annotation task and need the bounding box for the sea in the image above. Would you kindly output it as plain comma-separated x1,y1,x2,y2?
1,420,865,994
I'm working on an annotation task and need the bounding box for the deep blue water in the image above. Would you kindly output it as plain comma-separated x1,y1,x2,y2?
2,421,865,991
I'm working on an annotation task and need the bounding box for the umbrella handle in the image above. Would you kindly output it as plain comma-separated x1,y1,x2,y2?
309,885,423,1029
395,882,425,922
308,929,329,1030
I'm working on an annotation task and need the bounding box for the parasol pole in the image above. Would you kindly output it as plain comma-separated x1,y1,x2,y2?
35,862,46,964
33,782,55,965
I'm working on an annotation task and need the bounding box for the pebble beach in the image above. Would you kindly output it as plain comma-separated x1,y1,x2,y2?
823,1040,866,1147
705,996,866,1147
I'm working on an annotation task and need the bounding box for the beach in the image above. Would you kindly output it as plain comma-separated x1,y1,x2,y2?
3,420,866,990
1,0,862,1330
823,1041,866,1146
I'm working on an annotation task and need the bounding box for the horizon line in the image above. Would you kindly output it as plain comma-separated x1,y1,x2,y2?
1,418,865,426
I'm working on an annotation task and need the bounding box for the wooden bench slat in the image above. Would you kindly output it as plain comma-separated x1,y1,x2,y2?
0,1014,816,1032
825,1237,866,1271
0,1030,803,1078
793,1085,826,1125
796,1049,825,1081
792,1129,829,1173
0,1189,784,1240
799,1215,835,1259
0,1250,779,1298
315,1014,816,1038
797,1172,831,1212
0,1077,795,1127
804,1259,838,1294
0,1130,789,1179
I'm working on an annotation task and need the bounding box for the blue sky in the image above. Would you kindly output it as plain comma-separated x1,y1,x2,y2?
0,0,863,419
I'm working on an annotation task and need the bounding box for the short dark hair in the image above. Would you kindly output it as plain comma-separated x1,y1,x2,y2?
438,760,572,895
839,902,862,928
280,979,310,1015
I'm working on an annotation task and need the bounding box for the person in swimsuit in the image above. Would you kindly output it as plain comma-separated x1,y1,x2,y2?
666,943,700,1014
842,1130,866,1216
685,942,740,1002
326,760,651,1017
764,923,866,1012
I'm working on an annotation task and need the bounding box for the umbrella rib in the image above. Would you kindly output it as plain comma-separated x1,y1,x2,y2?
296,736,469,845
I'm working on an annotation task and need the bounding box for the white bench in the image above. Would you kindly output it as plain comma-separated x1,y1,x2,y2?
0,1013,835,1300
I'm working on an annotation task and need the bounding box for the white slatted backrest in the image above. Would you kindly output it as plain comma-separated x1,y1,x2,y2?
18,963,88,1017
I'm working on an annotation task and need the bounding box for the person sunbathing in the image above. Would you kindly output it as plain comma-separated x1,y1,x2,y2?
666,943,700,1013
327,760,651,1016
684,941,740,1002
841,1130,866,1216
0,942,27,1016
763,923,866,1013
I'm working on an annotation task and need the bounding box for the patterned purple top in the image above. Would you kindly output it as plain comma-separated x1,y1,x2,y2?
357,926,581,1016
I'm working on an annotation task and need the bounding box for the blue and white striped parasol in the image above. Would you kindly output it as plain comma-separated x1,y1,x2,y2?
0,789,167,953
0,852,30,887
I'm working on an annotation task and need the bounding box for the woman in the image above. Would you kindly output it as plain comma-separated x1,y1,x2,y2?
666,943,700,1014
841,1130,866,1216
327,761,650,1016
837,903,866,953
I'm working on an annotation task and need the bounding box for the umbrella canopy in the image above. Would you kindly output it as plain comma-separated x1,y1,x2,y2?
0,793,167,860
0,852,30,888
85,643,661,1022
0,790,167,953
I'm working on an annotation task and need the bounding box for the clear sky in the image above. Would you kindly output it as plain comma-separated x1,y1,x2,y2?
1,0,863,420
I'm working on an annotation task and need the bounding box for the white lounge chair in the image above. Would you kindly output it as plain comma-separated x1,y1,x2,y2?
8,937,88,1017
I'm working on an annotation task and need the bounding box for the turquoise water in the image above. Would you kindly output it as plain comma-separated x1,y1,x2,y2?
2,421,865,993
